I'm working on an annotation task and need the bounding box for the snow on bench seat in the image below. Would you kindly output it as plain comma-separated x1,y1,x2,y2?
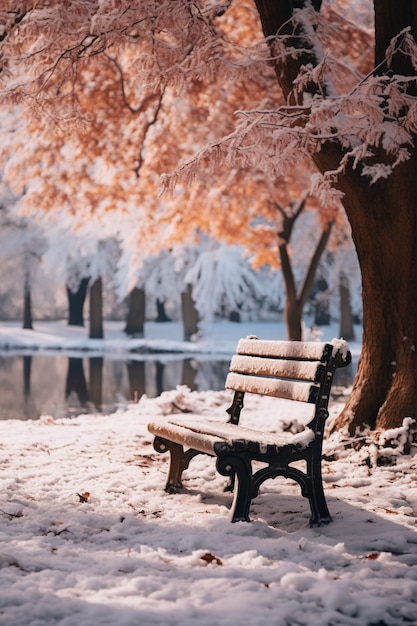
147,416,315,456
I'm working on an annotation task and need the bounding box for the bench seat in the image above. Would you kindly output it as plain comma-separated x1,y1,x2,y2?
147,416,315,456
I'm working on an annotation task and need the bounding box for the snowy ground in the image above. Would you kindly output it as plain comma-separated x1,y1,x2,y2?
1,320,417,626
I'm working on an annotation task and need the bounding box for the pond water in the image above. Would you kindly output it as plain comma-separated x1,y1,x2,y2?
0,352,356,421
0,352,233,420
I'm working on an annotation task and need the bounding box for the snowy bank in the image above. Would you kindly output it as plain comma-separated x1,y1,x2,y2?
0,319,363,359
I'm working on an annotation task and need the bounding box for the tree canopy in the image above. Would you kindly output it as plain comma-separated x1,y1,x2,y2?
0,0,415,431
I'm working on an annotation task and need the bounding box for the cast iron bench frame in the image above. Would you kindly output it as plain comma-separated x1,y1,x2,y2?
148,337,351,526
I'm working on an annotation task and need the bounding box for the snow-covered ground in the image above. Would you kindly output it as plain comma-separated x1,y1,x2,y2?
1,320,417,626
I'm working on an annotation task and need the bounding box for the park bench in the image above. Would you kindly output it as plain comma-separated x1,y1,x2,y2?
147,336,351,526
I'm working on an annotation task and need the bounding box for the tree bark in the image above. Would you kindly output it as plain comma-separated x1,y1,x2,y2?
89,277,104,339
124,287,145,337
333,155,416,431
254,0,417,431
67,278,89,326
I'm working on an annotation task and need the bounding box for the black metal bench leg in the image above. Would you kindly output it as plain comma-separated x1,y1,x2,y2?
307,452,332,527
216,453,252,522
153,437,200,493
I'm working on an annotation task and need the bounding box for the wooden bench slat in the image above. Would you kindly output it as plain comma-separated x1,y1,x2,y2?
230,354,325,382
148,419,218,455
148,417,315,456
225,371,319,403
236,338,332,361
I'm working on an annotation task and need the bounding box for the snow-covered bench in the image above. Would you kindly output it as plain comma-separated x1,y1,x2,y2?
147,337,351,526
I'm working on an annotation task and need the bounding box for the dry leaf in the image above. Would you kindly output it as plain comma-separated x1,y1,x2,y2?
201,552,222,566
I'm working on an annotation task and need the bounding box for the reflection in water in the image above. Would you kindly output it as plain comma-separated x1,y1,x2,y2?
23,355,31,397
0,353,231,421
0,352,356,421
66,358,88,405
126,360,145,402
89,357,103,411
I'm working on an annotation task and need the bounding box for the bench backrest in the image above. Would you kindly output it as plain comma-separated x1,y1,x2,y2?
225,337,351,425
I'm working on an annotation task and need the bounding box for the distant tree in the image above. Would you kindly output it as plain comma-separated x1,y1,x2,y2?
67,278,89,327
155,299,172,323
0,190,46,329
22,266,33,330
181,283,199,342
89,277,103,339
339,274,355,342
271,198,333,340
124,287,146,337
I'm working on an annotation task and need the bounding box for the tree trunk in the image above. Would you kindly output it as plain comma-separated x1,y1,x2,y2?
181,283,199,341
339,275,355,341
313,279,331,326
67,278,89,326
23,274,33,330
284,297,304,341
279,223,333,341
155,298,172,322
333,156,417,431
89,277,103,339
124,287,145,337
254,0,417,431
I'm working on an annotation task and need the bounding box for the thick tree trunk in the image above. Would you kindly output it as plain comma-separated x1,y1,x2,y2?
124,287,145,337
181,283,199,341
334,156,417,431
254,0,417,431
67,278,89,326
89,277,103,339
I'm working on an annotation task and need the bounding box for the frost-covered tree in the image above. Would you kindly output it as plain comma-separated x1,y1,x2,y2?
0,186,47,328
43,219,120,336
248,1,416,431
117,230,270,338
184,239,268,323
0,1,415,431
